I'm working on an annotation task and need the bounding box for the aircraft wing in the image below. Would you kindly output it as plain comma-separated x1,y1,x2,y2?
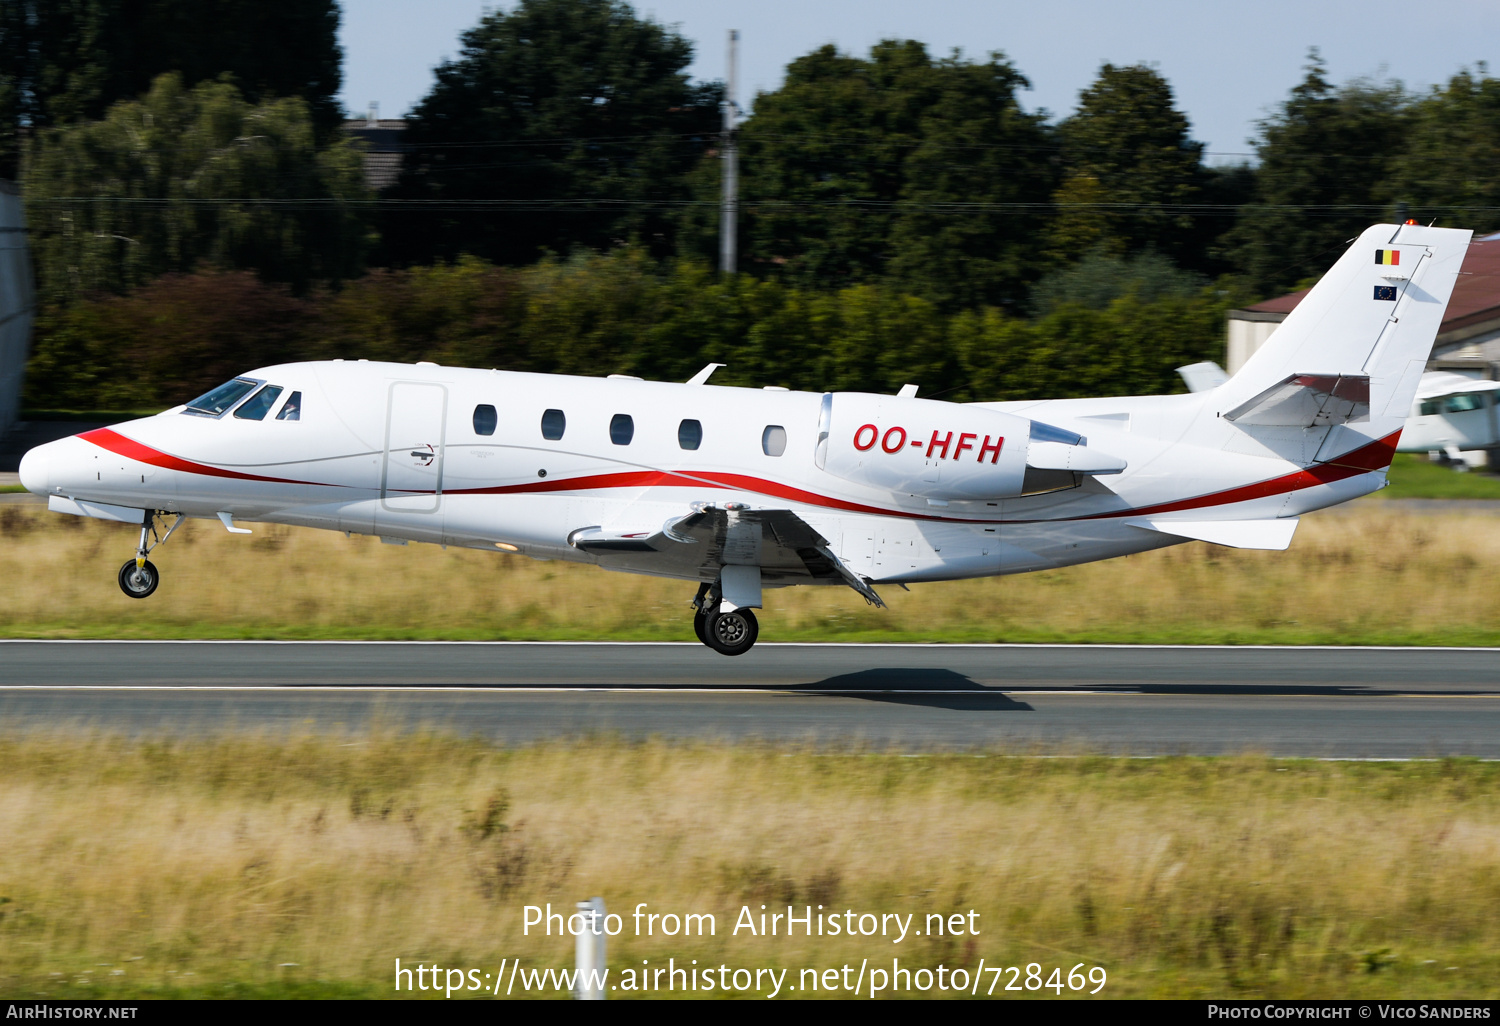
1414,373,1500,401
569,505,885,607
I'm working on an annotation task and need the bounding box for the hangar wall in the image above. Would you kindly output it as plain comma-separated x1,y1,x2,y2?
0,180,34,438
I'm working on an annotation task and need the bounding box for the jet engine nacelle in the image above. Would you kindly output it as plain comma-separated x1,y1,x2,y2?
816,392,1037,501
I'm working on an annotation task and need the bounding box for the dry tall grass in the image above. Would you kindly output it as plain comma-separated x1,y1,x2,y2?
1,503,1497,643
0,735,1497,999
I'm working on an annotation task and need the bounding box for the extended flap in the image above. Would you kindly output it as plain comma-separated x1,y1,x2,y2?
1125,517,1300,551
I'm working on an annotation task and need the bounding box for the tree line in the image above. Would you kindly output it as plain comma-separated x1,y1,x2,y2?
6,0,1500,408
23,254,1248,411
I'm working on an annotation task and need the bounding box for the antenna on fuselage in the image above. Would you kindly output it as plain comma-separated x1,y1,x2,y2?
687,363,725,385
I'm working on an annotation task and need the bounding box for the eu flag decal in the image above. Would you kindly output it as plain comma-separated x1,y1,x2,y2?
1373,285,1398,301
1375,249,1400,265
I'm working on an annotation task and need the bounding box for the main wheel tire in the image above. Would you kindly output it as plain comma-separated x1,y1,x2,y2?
705,607,758,656
118,559,160,599
693,608,710,645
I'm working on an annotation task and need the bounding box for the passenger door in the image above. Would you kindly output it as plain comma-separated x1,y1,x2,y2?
381,381,447,514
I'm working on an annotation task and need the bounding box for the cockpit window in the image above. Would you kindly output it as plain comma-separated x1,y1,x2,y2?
1443,393,1485,413
185,378,258,417
234,385,284,421
276,391,302,421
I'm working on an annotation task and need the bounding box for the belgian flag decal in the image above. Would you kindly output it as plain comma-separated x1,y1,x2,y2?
1375,249,1400,265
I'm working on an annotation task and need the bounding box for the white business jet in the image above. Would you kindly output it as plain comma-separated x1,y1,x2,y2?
18,223,1470,654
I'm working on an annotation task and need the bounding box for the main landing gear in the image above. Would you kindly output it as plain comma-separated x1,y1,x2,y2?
691,582,760,656
118,511,185,599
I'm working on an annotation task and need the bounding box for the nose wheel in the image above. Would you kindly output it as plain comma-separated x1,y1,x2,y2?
117,511,184,599
118,559,160,599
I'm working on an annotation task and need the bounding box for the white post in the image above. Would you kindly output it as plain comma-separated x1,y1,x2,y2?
719,29,739,275
574,897,607,1000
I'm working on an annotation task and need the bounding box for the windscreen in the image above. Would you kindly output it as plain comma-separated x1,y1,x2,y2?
185,378,257,417
233,385,284,421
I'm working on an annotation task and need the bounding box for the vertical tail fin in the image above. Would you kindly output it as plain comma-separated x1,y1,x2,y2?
1215,223,1472,465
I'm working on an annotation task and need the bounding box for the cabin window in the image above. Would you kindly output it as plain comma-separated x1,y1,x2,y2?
1419,399,1440,416
1443,393,1485,413
541,408,566,440
185,378,257,417
233,385,283,421
678,418,703,450
762,424,787,457
276,391,302,421
473,404,498,436
610,414,634,445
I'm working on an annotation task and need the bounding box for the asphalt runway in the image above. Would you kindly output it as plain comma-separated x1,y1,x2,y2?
1,641,1498,757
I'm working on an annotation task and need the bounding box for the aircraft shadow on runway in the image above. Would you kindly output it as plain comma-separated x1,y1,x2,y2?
793,668,1034,711
1061,684,1497,697
786,669,1499,708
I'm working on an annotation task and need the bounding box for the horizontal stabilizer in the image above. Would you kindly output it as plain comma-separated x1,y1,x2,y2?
1225,374,1369,428
1027,441,1127,474
1125,517,1300,551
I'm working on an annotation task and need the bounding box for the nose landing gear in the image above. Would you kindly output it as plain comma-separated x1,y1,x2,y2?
118,559,160,598
690,581,760,656
118,511,185,599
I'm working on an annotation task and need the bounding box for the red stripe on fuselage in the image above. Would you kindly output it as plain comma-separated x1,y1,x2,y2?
1078,431,1400,521
447,469,912,518
77,428,315,485
78,426,1400,524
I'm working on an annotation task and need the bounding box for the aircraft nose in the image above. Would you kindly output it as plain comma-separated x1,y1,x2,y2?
18,443,51,495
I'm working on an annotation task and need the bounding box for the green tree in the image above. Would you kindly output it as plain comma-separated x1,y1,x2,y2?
1027,249,1208,317
23,73,369,303
1050,63,1205,266
1224,51,1410,294
23,269,311,410
0,0,343,179
382,0,722,267
734,40,1057,309
26,249,1246,411
1387,66,1500,234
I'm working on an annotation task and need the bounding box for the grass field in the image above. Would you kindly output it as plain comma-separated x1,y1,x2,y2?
1377,454,1500,500
0,734,1497,1000
1,502,1498,644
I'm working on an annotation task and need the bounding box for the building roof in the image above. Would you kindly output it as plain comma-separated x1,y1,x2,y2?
341,118,408,192
1240,288,1310,316
1231,236,1500,346
1444,236,1500,333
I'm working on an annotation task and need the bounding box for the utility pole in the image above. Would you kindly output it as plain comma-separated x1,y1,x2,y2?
720,29,739,275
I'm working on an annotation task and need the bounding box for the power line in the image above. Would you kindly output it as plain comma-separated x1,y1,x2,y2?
26,197,1500,215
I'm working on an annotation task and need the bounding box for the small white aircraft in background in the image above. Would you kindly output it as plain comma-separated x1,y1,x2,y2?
1402,372,1500,469
18,223,1471,655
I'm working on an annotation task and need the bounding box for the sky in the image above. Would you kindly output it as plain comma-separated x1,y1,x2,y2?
337,0,1500,163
